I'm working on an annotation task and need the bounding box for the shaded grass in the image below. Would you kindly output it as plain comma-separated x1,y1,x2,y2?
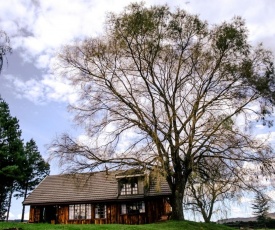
0,221,235,230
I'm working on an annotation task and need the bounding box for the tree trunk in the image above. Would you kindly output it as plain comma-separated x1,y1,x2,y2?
21,184,28,222
203,212,211,223
21,205,25,222
6,188,13,221
167,156,193,220
170,189,184,220
169,172,188,220
198,202,211,223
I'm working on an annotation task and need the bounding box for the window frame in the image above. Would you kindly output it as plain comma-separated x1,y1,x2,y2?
95,204,106,219
68,204,91,220
120,178,138,195
121,201,145,215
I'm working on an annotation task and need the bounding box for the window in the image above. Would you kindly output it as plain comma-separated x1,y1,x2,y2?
121,201,145,214
69,204,91,220
86,204,91,219
120,178,138,195
121,204,127,214
95,204,106,219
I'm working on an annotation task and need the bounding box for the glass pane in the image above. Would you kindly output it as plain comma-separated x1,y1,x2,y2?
80,204,85,219
121,204,126,214
103,205,106,218
121,184,126,195
125,201,145,214
86,204,91,219
69,205,74,220
140,201,145,213
132,183,138,194
95,204,106,219
74,204,80,219
126,183,131,195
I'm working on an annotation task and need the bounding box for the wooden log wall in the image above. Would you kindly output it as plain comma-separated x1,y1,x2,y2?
29,206,41,223
28,198,171,224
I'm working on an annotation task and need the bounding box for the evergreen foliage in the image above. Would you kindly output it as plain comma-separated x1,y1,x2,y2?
0,97,50,220
14,139,50,221
251,192,270,226
0,96,24,220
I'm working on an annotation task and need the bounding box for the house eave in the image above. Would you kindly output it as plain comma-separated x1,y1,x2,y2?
115,174,144,179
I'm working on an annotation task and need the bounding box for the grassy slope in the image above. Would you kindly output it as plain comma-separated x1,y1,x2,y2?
0,221,235,230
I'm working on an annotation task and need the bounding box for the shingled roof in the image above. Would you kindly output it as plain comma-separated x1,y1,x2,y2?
23,170,171,205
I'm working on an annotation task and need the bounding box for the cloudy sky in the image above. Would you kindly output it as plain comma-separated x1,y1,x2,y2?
1,0,275,221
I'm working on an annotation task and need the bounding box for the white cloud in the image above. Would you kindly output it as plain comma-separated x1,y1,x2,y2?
41,74,78,104
36,54,51,69
1,0,275,106
231,206,242,214
266,190,275,199
4,73,78,105
256,132,275,143
240,197,253,204
229,203,253,218
255,124,266,130
4,0,147,60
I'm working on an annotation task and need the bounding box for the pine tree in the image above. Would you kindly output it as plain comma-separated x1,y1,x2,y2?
15,139,50,222
0,96,24,220
251,192,270,226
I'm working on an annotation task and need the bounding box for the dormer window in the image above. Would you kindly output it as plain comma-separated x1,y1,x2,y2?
120,178,138,195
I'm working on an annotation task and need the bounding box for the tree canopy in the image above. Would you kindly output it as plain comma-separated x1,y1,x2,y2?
185,158,241,222
0,96,50,221
15,139,50,222
0,96,24,220
51,3,275,220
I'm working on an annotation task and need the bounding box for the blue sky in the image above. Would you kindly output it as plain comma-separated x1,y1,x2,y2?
1,0,275,221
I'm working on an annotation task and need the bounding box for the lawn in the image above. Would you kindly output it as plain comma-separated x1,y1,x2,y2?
0,221,235,230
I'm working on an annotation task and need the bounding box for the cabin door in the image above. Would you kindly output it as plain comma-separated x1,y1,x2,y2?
44,206,56,223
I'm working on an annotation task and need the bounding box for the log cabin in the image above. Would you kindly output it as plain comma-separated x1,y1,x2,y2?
23,169,172,224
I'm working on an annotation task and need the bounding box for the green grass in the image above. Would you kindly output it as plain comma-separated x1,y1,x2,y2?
0,220,235,230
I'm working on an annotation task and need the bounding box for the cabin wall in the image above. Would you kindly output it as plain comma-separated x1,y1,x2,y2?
146,197,171,223
28,198,171,225
119,213,146,224
147,198,161,223
30,205,57,223
58,206,68,224
107,204,118,224
29,206,42,223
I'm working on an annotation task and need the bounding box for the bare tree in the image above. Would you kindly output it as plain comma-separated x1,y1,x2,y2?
51,3,275,220
184,157,243,222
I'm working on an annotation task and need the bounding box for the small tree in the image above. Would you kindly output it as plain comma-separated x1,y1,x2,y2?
15,139,50,222
185,158,240,222
252,192,270,227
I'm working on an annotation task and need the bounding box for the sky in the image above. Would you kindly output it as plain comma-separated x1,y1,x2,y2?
1,0,275,221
